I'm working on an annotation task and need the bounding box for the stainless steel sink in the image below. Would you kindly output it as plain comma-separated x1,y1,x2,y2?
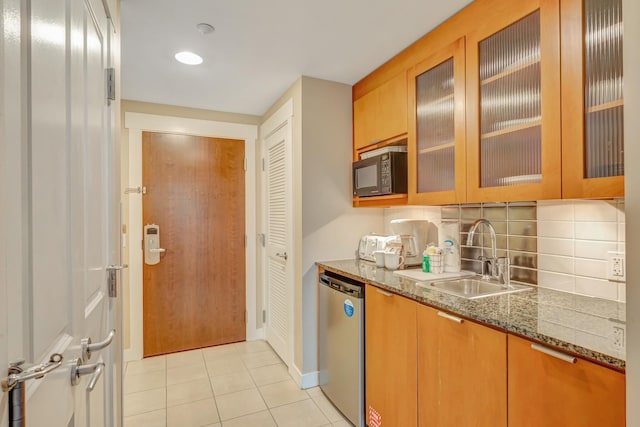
419,277,533,300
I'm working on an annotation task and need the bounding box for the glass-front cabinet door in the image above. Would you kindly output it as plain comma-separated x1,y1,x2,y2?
466,0,561,202
562,0,624,198
408,38,466,205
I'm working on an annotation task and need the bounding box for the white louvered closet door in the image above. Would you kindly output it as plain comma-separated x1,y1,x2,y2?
264,112,293,367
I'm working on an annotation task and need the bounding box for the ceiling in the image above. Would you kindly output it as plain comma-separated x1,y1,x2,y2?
120,0,474,117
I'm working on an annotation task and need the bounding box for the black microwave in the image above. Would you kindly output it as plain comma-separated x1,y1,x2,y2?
353,151,407,197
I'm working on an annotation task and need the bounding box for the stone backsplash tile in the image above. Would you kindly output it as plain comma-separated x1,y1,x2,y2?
446,202,537,285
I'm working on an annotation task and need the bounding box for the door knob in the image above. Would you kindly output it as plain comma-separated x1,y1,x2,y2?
81,329,115,362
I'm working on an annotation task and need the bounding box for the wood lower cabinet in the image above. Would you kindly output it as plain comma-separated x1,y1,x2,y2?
417,305,507,427
508,335,626,427
365,285,417,427
363,288,625,426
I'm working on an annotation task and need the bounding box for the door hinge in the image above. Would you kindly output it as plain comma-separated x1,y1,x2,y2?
244,158,247,172
262,158,265,171
262,309,266,323
259,233,266,247
106,68,116,101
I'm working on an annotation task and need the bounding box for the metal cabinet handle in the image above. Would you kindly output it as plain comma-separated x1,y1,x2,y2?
531,343,577,364
70,358,105,390
149,248,166,253
81,329,115,362
437,311,464,324
276,252,288,260
375,289,394,297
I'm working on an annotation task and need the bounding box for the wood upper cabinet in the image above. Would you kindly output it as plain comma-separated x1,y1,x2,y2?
417,305,507,427
408,38,466,205
466,0,562,202
508,335,625,426
353,72,408,154
365,285,417,427
561,0,624,198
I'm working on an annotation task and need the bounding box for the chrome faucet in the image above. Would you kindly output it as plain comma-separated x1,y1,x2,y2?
466,219,510,285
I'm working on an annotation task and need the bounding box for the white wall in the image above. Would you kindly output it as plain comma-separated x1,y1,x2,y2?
623,0,640,423
300,77,384,376
260,76,385,383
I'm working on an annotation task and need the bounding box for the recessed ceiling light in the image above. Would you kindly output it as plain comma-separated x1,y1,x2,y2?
175,51,203,65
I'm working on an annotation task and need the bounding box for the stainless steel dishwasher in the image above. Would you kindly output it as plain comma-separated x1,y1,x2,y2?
318,271,364,427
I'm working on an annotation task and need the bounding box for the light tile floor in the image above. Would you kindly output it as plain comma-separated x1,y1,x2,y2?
124,340,352,427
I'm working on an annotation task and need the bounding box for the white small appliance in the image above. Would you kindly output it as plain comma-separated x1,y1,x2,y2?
357,234,401,262
390,219,431,267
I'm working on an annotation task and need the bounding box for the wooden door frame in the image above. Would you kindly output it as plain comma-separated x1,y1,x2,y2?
124,112,259,361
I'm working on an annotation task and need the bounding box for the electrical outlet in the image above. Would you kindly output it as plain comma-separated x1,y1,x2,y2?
612,325,625,352
607,251,625,281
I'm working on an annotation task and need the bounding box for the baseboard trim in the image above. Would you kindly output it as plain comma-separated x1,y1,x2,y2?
248,327,266,341
289,364,319,389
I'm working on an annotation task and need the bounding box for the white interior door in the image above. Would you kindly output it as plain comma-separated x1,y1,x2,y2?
262,101,294,367
0,0,120,425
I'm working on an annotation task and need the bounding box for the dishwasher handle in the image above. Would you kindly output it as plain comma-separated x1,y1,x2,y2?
319,274,363,298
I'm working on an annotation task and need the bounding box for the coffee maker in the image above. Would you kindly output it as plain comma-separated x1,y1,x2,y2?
389,219,431,267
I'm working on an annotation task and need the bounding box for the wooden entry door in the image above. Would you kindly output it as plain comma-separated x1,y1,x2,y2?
142,131,246,357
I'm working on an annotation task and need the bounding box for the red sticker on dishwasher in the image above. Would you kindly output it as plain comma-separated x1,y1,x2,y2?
369,406,382,427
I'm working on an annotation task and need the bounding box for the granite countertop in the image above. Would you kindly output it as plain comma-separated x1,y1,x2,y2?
317,259,626,371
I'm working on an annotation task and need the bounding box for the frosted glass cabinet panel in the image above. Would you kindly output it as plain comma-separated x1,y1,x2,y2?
585,0,623,178
479,11,542,188
408,38,466,205
562,0,624,198
467,0,561,202
417,59,455,192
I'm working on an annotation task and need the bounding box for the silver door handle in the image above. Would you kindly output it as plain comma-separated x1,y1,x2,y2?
437,311,464,324
81,329,115,362
531,343,577,364
375,289,394,297
87,363,104,392
149,248,166,253
276,252,288,260
70,358,105,390
1,353,64,392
